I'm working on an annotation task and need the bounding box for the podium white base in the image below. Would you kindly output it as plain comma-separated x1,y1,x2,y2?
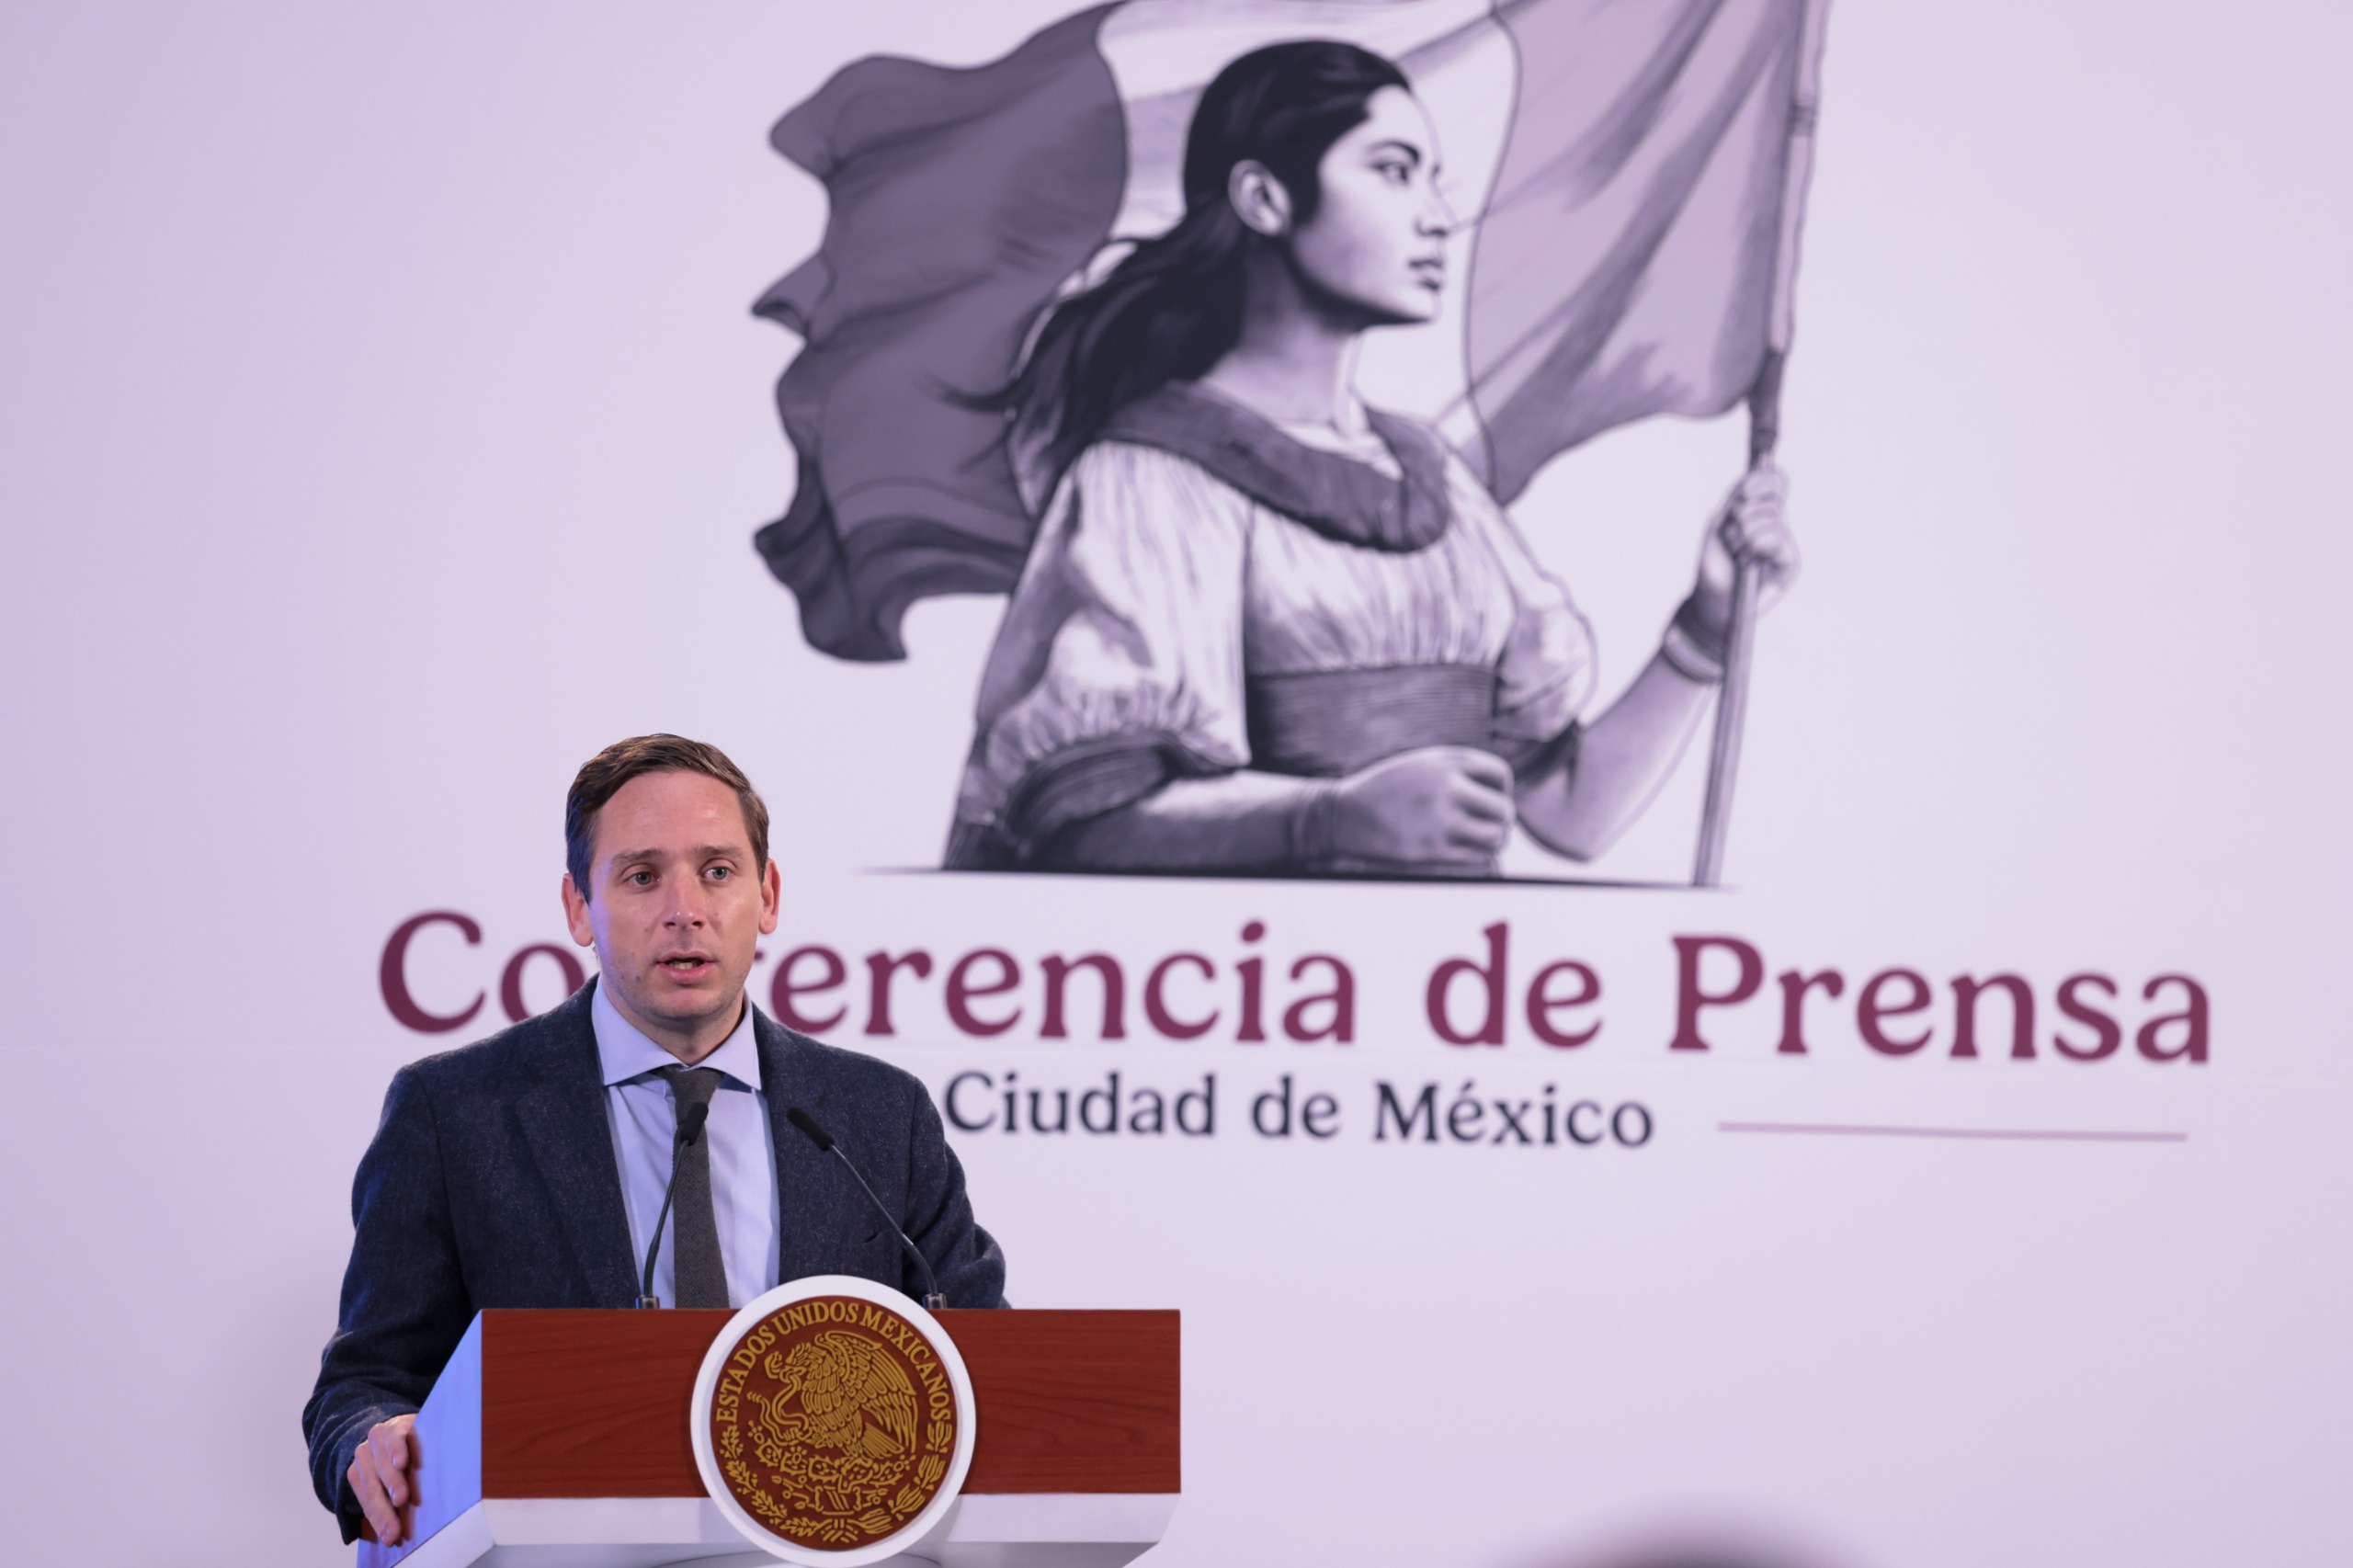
390,1493,1177,1568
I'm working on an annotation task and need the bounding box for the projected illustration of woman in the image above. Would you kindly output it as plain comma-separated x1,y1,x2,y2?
945,40,1799,877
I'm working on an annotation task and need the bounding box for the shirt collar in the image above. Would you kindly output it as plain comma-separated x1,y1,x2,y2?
591,980,764,1092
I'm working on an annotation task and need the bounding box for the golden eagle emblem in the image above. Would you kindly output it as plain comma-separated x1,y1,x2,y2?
708,1297,960,1551
753,1329,921,1462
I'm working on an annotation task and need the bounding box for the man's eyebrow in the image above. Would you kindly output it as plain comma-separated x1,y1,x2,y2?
602,844,746,868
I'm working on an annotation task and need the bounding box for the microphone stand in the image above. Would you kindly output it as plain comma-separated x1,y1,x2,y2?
636,1099,711,1310
786,1107,947,1309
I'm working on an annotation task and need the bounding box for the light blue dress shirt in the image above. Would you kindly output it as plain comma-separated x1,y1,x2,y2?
592,983,782,1309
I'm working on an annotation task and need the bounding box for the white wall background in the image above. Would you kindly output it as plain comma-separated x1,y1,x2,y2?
2,2,2347,1564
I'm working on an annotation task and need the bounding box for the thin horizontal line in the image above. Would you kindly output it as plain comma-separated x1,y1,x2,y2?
1717,1121,2187,1143
865,866,1691,888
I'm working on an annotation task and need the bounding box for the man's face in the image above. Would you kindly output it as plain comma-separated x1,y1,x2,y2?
563,768,779,1051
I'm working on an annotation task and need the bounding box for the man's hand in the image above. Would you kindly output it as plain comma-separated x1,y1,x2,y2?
348,1413,419,1545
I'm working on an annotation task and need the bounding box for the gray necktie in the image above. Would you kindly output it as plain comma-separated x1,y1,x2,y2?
654,1064,730,1308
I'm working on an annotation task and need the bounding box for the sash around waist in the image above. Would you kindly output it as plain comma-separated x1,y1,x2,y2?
963,662,1576,866
1245,664,1496,778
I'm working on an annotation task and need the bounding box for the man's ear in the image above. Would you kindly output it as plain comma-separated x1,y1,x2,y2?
1227,159,1293,237
562,872,596,948
757,857,782,937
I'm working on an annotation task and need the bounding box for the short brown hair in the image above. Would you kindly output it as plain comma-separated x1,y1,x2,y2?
564,734,771,899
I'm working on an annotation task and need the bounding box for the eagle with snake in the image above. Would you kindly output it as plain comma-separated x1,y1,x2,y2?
751,1329,922,1463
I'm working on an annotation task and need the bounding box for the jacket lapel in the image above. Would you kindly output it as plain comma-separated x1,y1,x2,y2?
512,982,640,1307
759,1011,858,1284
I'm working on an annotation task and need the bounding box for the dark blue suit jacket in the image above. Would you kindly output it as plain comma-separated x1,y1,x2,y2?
301,982,1005,1540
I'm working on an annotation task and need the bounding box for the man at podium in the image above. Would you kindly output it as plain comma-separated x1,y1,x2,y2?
303,734,1007,1545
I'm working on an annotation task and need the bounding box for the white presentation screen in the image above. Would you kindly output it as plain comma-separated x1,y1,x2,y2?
3,3,2347,1565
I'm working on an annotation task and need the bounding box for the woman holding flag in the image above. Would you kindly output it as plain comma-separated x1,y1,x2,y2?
944,39,1800,878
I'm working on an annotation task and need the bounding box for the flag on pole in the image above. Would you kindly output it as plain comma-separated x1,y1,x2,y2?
755,0,1818,662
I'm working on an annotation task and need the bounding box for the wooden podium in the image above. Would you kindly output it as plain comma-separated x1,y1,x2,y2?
362,1308,1179,1568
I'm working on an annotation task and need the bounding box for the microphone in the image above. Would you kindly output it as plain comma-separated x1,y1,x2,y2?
636,1098,712,1310
786,1107,947,1310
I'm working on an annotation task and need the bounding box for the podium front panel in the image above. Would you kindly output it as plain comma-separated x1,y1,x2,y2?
362,1307,1179,1568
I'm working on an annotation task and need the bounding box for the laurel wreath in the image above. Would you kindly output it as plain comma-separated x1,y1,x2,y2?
715,1386,953,1547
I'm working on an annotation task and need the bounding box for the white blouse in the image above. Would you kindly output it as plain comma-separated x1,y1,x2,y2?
955,425,1597,835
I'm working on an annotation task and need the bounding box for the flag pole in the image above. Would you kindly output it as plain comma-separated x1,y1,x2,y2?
1693,0,1832,889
